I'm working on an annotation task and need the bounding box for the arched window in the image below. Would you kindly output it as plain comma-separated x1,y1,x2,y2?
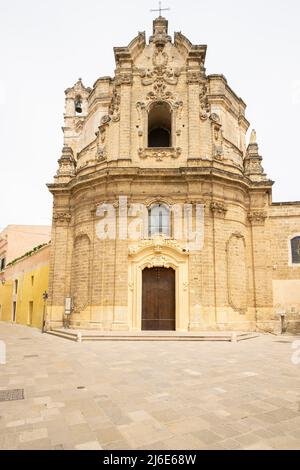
148,102,172,148
291,236,300,264
75,96,83,115
148,204,171,237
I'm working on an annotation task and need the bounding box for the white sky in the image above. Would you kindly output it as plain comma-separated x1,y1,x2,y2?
0,0,299,229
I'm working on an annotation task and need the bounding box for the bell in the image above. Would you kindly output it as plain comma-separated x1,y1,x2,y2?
75,100,82,114
75,98,82,114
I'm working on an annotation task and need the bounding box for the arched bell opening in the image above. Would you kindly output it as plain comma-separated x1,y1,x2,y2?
148,102,172,148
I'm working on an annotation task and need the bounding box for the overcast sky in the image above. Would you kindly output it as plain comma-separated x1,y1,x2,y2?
0,0,299,230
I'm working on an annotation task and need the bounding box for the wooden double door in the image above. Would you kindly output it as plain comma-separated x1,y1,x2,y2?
142,267,176,331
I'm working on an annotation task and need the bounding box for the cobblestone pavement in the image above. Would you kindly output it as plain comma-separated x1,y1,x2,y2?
0,322,300,450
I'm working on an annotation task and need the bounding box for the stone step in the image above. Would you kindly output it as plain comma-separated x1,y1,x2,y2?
47,329,260,343
47,330,77,341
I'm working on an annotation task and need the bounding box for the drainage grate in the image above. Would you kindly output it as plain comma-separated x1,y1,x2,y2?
24,355,39,358
19,338,31,341
0,389,24,402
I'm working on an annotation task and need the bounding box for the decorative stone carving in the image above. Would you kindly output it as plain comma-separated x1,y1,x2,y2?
139,48,181,87
210,202,227,217
136,102,146,123
146,80,175,102
96,148,106,161
174,100,183,120
53,212,71,224
108,86,121,122
115,73,133,86
129,235,188,257
210,113,220,124
146,255,170,268
95,115,110,161
210,113,223,160
199,82,211,120
139,147,182,161
187,71,203,84
248,211,267,225
100,115,111,125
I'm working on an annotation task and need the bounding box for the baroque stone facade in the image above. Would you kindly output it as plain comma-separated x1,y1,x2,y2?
47,17,300,333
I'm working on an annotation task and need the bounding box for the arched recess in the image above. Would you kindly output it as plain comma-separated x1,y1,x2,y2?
71,234,91,313
226,233,248,314
128,237,189,331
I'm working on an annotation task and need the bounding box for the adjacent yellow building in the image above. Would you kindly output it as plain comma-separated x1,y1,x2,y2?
0,244,50,329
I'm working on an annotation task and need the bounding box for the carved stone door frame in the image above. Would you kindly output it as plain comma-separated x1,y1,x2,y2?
128,238,189,331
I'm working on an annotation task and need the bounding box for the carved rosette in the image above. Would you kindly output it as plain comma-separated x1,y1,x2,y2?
248,211,267,225
210,202,227,218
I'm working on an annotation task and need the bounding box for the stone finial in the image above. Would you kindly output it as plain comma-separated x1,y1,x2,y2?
250,129,257,145
153,16,168,35
150,17,171,47
244,130,268,182
54,146,76,183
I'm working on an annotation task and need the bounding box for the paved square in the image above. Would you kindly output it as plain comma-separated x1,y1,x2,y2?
0,322,300,450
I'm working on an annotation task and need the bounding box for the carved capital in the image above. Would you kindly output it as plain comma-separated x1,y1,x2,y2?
115,73,133,86
210,202,227,217
53,212,71,224
248,211,267,225
187,70,205,84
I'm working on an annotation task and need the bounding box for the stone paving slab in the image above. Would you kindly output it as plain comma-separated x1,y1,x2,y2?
0,321,300,450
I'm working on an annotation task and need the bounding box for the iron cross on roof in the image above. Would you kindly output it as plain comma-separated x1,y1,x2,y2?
150,1,170,17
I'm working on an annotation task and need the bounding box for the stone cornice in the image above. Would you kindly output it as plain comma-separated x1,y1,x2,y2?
208,74,247,109
48,164,273,197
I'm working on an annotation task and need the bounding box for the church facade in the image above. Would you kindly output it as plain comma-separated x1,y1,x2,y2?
47,17,300,333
